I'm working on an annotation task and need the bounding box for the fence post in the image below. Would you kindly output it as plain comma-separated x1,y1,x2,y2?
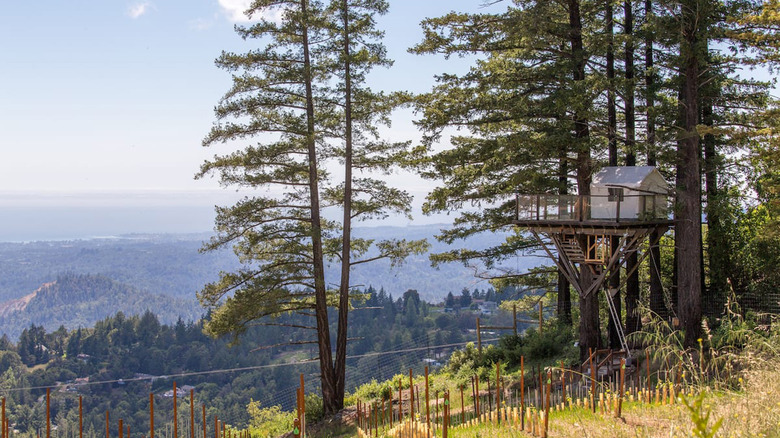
106,411,110,438
79,396,83,438
119,420,123,438
190,390,195,438
46,388,51,438
202,406,206,438
543,371,551,438
409,369,415,421
496,361,501,426
292,419,300,438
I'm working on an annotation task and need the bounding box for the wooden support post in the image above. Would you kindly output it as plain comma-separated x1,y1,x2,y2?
2,397,5,438
202,406,206,438
476,318,482,354
214,417,218,438
539,304,543,334
79,396,83,438
106,411,110,438
150,394,154,438
119,420,123,438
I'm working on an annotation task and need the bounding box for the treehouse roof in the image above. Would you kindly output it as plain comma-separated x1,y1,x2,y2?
591,166,669,192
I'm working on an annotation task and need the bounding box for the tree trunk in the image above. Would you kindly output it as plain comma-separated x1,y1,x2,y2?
606,0,622,350
568,0,599,360
623,0,641,337
302,0,337,414
334,0,353,412
645,0,667,320
701,49,728,316
676,0,703,348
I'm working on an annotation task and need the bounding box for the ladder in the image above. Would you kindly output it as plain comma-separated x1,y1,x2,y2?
605,288,630,357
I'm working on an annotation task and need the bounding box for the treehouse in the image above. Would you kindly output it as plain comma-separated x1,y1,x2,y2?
513,166,673,355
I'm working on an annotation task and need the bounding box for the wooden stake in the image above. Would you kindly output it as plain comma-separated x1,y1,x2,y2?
544,371,551,438
190,390,195,438
617,358,625,418
474,375,480,418
409,369,415,420
173,382,178,438
589,348,597,413
520,356,525,431
424,366,430,433
46,388,50,438
150,394,154,438
496,361,501,425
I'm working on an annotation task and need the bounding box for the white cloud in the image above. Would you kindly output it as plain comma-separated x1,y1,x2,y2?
127,2,151,19
217,0,285,23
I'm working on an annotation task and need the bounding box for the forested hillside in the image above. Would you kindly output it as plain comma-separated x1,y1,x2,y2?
0,286,533,438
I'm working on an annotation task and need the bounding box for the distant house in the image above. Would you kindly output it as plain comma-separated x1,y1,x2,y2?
74,377,89,386
76,353,91,362
478,301,498,315
162,385,195,398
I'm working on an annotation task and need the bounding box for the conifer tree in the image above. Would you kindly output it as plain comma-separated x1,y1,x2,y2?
198,0,422,412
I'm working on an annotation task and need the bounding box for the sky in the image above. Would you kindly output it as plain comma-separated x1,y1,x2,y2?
0,0,497,221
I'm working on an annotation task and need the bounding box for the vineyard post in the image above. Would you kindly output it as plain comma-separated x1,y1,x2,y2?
292,419,300,438
46,388,50,438
173,382,178,438
409,369,415,420
150,394,154,438
300,373,306,437
544,371,551,438
644,352,649,403
398,379,402,424
460,385,465,425
495,361,501,426
617,358,625,418
589,348,596,413
561,360,566,405
190,390,195,438
442,392,449,438
520,356,525,431
474,376,479,419
425,366,430,435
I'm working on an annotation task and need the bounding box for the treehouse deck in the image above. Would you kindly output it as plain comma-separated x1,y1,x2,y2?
512,192,674,355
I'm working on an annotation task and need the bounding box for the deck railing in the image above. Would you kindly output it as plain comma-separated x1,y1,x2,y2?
515,193,670,223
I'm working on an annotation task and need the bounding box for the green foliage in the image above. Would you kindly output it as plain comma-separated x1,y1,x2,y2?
680,392,723,438
247,400,295,438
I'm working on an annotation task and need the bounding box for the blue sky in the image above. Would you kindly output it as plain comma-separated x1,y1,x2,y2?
0,0,493,210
